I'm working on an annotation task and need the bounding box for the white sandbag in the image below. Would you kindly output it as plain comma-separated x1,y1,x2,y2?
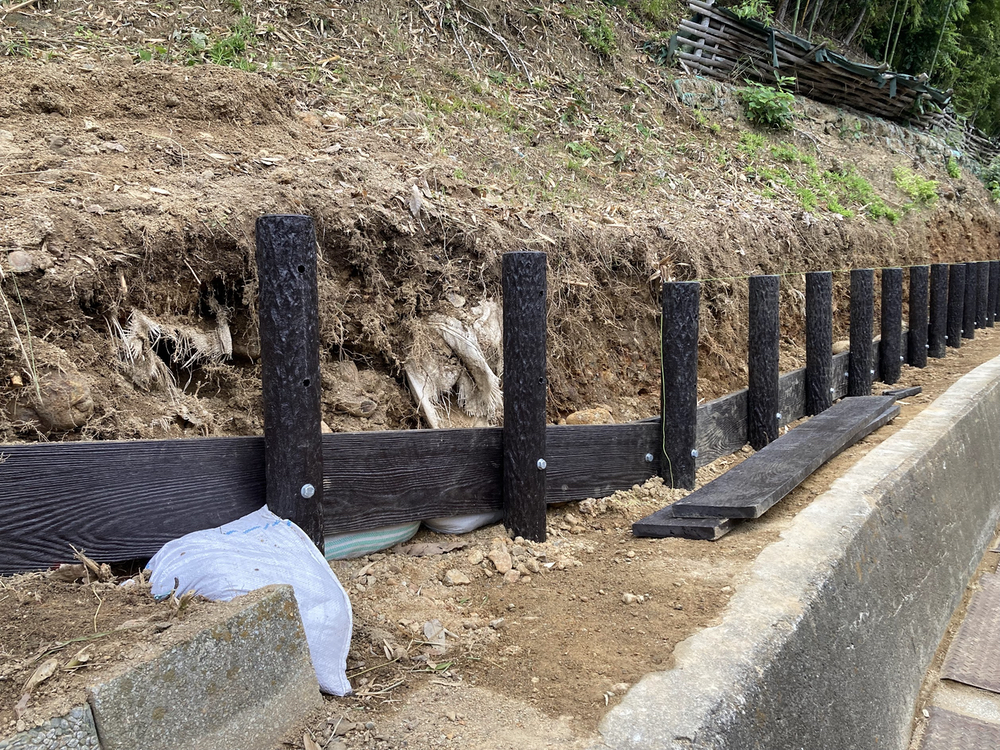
324,521,420,560
148,506,352,696
422,511,503,535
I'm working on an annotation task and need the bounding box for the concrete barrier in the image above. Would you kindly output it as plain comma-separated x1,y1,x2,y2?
598,356,1000,749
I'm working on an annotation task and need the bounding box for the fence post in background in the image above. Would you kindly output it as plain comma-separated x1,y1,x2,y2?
963,262,976,339
908,265,929,368
659,281,700,490
947,263,965,348
806,271,833,415
849,269,874,397
502,251,548,542
748,275,780,449
929,263,948,358
879,267,903,384
255,214,324,549
989,260,1000,327
977,261,990,328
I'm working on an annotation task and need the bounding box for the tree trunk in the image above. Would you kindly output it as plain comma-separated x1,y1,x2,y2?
808,0,826,39
776,0,792,25
888,0,907,67
929,0,955,77
843,1,867,46
883,0,900,63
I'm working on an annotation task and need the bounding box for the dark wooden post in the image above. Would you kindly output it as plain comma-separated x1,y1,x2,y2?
849,269,874,397
255,214,324,548
502,251,547,542
659,281,699,490
748,275,779,450
879,268,903,384
963,262,976,339
989,260,1000,327
806,271,833,415
977,261,990,328
928,263,948,358
908,265,929,368
947,263,965,348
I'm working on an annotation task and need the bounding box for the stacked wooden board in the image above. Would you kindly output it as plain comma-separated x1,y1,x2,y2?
633,396,900,540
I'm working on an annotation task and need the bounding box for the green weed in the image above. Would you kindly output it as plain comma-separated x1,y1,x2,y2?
738,76,795,130
947,157,961,179
893,167,938,206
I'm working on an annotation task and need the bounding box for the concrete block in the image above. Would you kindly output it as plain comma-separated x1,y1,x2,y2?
0,705,100,750
87,584,322,750
598,357,1000,750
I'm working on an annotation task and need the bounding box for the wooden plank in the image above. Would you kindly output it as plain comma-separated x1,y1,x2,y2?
255,214,325,548
964,262,977,339
501,251,548,541
660,281,700,490
989,260,1000,327
695,388,747,468
321,428,502,534
930,263,949,358
806,271,834,415
632,505,734,541
977,260,991,328
879,267,903,384
748,275,780,449
547,423,659,502
0,436,265,574
669,396,899,519
908,265,929,368
849,269,875,396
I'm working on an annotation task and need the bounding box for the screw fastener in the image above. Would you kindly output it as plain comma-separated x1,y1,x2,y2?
645,453,655,463
691,449,699,458
536,458,547,471
300,483,316,499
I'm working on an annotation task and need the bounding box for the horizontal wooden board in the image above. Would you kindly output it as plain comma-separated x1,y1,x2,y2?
546,423,659,501
671,396,899,519
0,437,265,574
632,505,735,541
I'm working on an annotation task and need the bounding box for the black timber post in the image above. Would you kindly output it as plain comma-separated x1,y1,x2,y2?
928,263,948,358
908,265,929,368
805,271,833,415
255,214,325,549
659,281,700,490
977,261,990,328
989,260,1000,327
963,262,976,339
502,251,547,542
748,275,779,450
947,263,965,348
879,268,903,384
849,269,874,397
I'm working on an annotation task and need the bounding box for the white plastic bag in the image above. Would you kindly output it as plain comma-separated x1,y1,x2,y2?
148,506,353,696
422,511,503,535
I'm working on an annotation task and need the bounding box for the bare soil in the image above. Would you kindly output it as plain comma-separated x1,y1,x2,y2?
3,0,1000,747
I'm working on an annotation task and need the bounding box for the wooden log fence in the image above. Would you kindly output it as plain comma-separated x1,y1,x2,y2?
2,234,999,572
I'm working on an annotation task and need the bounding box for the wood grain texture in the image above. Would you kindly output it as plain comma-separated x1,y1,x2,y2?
632,505,734,541
547,423,659,502
929,263,949,358
501,251,548,542
977,261,991,328
989,260,1000,328
963,262,977,339
879,268,903,385
993,261,1000,323
806,271,833,415
255,214,324,548
748,275,780,449
0,437,265,574
670,396,899,519
908,265,929,368
948,263,965,348
659,281,700,490
849,269,874,396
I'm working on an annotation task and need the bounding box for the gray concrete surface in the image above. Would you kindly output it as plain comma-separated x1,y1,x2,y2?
0,705,100,750
598,357,1000,750
87,584,323,750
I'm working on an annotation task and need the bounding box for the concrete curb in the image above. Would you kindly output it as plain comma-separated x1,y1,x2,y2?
2,585,322,750
598,357,1000,750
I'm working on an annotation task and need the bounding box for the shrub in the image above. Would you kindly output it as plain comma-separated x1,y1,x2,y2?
893,166,938,206
738,76,795,130
947,157,961,179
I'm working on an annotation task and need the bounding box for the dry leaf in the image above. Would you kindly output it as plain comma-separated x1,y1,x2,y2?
303,732,322,750
23,658,59,694
397,541,467,557
14,693,29,719
49,563,87,582
408,183,422,218
65,645,94,670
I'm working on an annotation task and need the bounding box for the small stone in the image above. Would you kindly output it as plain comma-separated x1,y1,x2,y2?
503,570,520,584
443,569,470,586
622,593,639,605
488,548,512,574
163,93,181,107
489,618,505,629
467,549,484,565
7,250,34,273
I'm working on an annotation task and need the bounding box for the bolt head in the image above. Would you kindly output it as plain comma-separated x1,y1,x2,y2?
690,449,699,458
300,483,316,499
536,458,547,471
776,412,782,420
644,453,655,463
